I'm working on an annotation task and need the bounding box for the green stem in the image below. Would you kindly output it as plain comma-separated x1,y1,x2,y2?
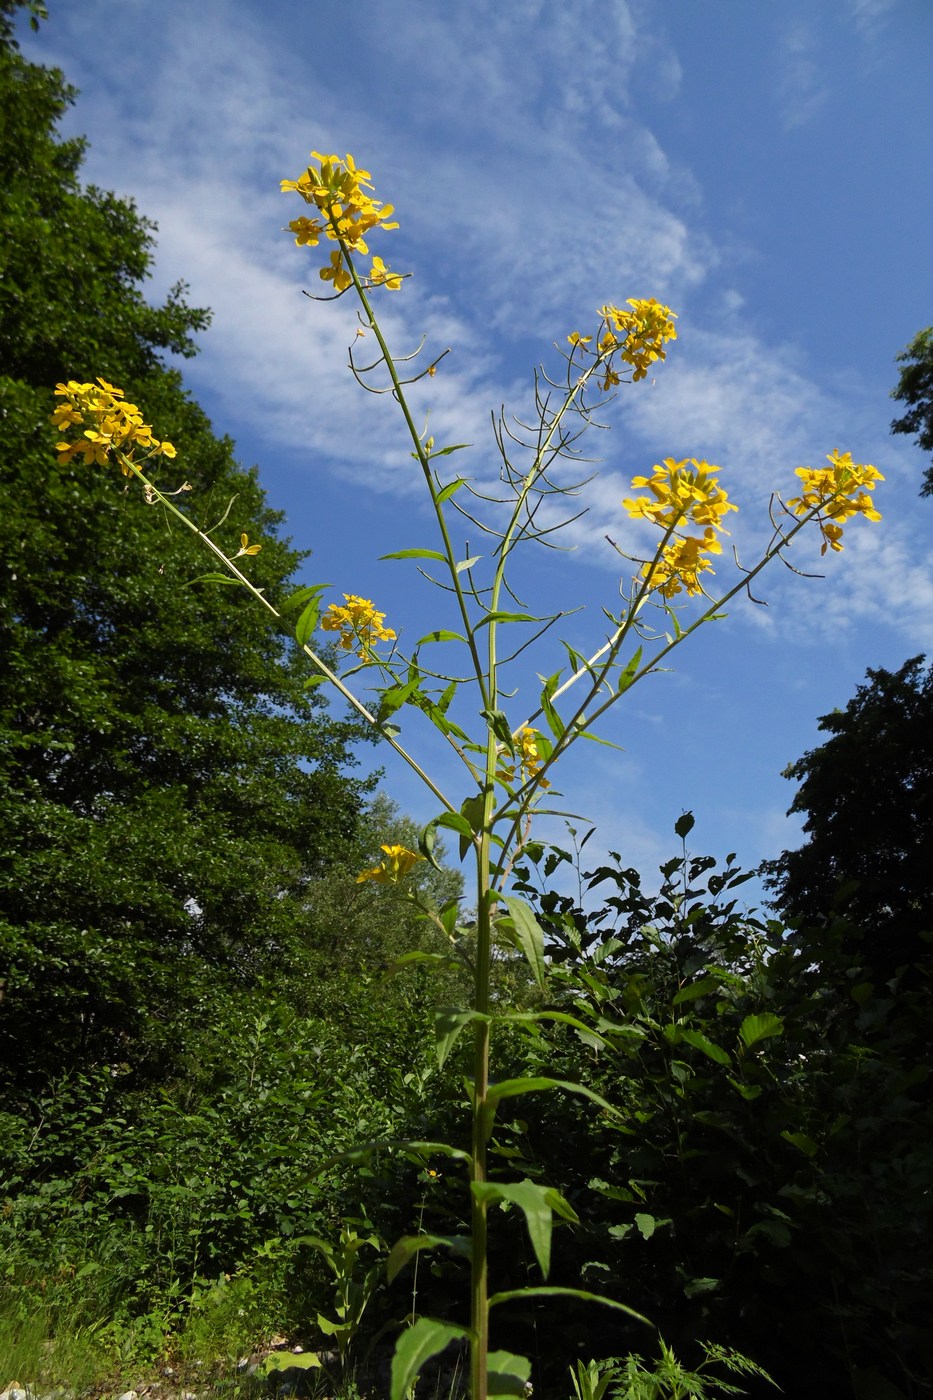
121,454,457,817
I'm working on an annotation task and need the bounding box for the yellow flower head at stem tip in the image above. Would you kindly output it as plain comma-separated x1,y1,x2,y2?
356,844,424,885
321,594,397,661
52,378,176,473
496,726,551,790
786,450,884,555
623,458,735,599
281,151,400,290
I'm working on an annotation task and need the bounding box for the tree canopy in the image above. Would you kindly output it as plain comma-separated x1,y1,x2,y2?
0,24,376,1095
762,656,933,980
891,325,933,497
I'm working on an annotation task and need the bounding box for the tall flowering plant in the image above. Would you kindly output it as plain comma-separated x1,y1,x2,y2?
54,150,883,1400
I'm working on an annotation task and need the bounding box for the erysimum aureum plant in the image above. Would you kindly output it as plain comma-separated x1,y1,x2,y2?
53,150,884,1400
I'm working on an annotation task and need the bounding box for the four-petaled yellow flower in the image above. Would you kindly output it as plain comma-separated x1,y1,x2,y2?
600,299,678,382
368,255,403,291
623,457,734,599
321,594,397,660
496,726,551,790
786,450,884,554
52,378,176,473
281,151,400,293
356,844,424,885
235,533,261,558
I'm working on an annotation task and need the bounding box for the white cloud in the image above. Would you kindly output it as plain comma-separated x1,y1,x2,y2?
776,20,828,131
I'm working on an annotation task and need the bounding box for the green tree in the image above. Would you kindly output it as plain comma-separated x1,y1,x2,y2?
761,657,933,981
891,326,933,497
0,23,375,1096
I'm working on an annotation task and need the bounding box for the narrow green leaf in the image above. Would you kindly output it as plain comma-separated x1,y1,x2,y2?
435,1007,489,1069
415,630,467,646
380,548,447,562
376,681,418,725
500,895,547,990
480,708,514,749
386,1234,472,1284
390,1318,472,1400
472,1179,576,1278
279,582,330,614
488,1286,651,1326
487,1351,532,1397
672,975,721,1006
295,597,323,648
383,951,462,980
432,444,472,460
678,1028,731,1066
781,1130,819,1157
486,1076,616,1116
474,611,538,628
186,571,241,587
617,646,643,693
738,1013,785,1050
436,476,468,503
455,555,482,573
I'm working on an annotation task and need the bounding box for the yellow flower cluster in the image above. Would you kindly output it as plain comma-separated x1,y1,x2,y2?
786,451,884,555
321,593,397,660
281,151,401,294
496,726,551,790
624,458,736,599
602,298,678,388
51,379,176,472
356,844,424,885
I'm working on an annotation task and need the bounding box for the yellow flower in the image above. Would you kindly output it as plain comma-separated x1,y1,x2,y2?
320,249,353,293
52,378,176,472
786,450,883,553
496,726,551,790
235,533,262,558
600,299,677,381
321,594,396,660
642,533,719,599
368,256,403,290
567,332,593,347
624,458,736,535
356,844,424,885
281,152,399,271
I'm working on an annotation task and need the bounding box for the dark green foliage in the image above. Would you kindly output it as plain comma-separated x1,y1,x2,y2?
761,656,933,981
0,27,377,1094
891,327,933,497
500,827,933,1399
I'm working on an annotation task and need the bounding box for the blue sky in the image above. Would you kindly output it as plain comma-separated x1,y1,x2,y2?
22,0,933,899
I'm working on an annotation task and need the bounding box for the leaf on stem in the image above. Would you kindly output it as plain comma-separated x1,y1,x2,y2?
738,1013,785,1050
488,1286,651,1327
380,548,447,562
435,1006,490,1069
499,895,547,990
386,1233,472,1284
488,1351,533,1397
390,1318,472,1400
471,1179,577,1278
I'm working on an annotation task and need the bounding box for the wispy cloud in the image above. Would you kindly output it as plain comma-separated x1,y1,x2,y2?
776,20,828,131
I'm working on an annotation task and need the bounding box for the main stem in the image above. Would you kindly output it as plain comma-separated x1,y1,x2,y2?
471,827,492,1400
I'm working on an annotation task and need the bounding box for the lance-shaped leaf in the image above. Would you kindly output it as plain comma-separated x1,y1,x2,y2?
187,571,242,587
486,1076,615,1113
436,475,468,502
499,895,547,990
471,1179,577,1278
279,582,331,614
488,1286,651,1327
321,1138,472,1171
480,708,514,749
435,1007,490,1069
380,547,447,562
455,555,482,573
390,1318,472,1400
376,680,420,726
415,629,467,646
474,611,538,628
617,646,643,693
387,1233,472,1284
488,1351,532,1397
